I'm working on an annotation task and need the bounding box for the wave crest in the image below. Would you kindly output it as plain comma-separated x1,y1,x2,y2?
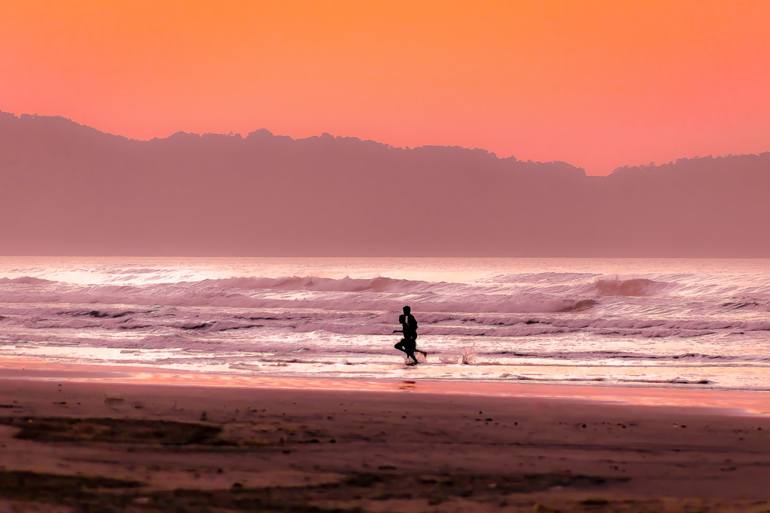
0,276,55,285
594,277,665,296
196,275,440,293
0,274,594,314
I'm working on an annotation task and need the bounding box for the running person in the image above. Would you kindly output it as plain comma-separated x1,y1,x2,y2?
393,305,427,364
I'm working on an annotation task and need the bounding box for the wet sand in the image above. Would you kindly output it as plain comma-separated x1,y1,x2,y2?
1,374,769,512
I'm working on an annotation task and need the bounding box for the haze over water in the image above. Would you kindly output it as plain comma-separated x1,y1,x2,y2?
1,257,768,390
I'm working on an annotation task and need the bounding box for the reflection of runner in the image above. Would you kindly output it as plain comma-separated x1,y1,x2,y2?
393,305,427,365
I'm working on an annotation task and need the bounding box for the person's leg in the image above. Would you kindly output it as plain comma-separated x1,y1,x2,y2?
405,339,419,364
396,339,417,364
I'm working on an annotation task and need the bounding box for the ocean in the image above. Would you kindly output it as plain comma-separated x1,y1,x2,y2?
0,257,768,390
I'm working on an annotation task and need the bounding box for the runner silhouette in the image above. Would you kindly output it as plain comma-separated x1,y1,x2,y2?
393,305,427,365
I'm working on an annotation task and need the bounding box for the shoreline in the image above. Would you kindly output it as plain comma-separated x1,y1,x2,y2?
2,356,770,417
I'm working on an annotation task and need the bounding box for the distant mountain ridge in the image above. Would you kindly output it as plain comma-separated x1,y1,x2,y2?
1,111,768,256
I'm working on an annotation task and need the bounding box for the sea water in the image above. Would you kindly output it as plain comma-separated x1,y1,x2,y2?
0,257,768,390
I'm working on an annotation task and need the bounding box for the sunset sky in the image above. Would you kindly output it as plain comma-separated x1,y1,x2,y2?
1,0,769,174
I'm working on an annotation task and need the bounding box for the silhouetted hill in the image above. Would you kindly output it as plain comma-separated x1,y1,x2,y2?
1,112,768,256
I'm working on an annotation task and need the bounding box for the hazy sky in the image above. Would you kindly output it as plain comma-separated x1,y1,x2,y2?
2,0,769,174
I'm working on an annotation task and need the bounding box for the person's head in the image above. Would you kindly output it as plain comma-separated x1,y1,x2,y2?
403,305,411,315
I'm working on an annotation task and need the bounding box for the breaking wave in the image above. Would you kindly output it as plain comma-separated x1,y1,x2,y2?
0,276,55,285
0,274,597,314
593,277,667,296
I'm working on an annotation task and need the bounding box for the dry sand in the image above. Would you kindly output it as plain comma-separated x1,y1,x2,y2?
0,373,769,512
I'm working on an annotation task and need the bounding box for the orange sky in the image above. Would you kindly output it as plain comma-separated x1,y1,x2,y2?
1,0,769,174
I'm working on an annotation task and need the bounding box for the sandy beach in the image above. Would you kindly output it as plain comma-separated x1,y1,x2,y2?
1,363,769,512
